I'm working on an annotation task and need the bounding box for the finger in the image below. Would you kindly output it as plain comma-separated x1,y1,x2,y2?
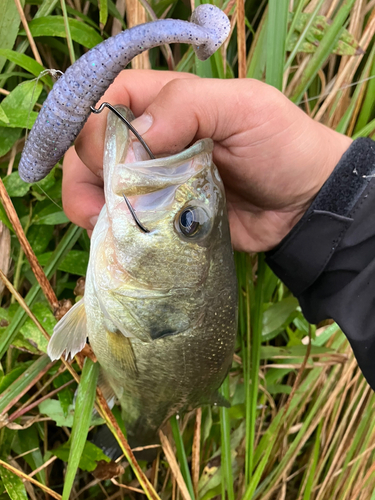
62,147,105,229
75,69,198,175
130,78,271,156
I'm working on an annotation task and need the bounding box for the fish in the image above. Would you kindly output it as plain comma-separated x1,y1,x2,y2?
47,105,238,455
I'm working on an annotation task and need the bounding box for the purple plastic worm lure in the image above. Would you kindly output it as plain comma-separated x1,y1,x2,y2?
18,5,230,183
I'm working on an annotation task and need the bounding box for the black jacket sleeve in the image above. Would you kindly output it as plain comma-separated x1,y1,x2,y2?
265,138,375,390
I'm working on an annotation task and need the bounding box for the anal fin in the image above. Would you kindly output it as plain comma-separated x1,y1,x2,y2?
210,391,230,408
97,369,117,409
47,299,87,361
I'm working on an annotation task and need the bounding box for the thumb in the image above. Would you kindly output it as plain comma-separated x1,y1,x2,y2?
129,78,263,156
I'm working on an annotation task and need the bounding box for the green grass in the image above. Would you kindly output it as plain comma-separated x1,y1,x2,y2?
0,0,375,499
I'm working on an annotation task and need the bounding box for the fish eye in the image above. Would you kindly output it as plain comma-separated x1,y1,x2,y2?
176,205,211,239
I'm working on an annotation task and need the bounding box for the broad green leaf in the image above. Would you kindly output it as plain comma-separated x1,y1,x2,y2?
0,362,32,394
0,80,43,129
11,427,46,485
0,105,9,124
262,297,299,337
0,0,23,73
58,250,89,276
26,225,54,254
53,370,75,416
18,302,57,353
33,210,69,225
37,250,89,275
62,358,99,500
53,441,110,472
24,16,103,49
38,398,103,427
3,172,30,197
0,466,28,500
39,399,74,426
0,49,52,86
0,128,22,157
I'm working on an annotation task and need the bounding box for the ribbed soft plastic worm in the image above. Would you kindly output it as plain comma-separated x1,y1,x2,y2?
18,4,230,183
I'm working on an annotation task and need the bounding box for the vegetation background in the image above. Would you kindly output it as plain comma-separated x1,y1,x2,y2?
0,0,374,498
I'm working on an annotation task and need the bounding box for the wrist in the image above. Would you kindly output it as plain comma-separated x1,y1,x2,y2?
266,137,375,293
312,125,353,201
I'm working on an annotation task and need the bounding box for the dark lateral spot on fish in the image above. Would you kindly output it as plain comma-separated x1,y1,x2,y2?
150,328,178,340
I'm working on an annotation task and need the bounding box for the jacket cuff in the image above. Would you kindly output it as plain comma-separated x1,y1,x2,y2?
265,138,375,296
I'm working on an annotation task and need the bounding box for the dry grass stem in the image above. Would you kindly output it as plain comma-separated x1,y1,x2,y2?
0,459,62,499
191,407,201,498
0,222,11,295
29,455,58,478
126,0,151,69
6,144,17,175
13,0,43,65
316,8,375,122
0,267,51,342
237,0,246,78
159,429,192,500
95,387,162,500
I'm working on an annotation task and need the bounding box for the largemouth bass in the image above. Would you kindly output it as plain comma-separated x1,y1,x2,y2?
48,106,238,453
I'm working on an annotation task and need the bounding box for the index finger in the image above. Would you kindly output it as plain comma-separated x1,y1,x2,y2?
75,69,198,176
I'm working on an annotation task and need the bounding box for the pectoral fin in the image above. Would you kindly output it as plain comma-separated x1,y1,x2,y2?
47,300,87,361
106,330,137,374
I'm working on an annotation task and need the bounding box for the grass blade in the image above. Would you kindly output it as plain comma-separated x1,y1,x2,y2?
0,355,51,414
352,117,375,139
220,377,234,500
62,357,99,500
59,0,75,64
99,0,108,29
170,415,195,499
246,254,265,481
302,421,322,500
266,0,289,90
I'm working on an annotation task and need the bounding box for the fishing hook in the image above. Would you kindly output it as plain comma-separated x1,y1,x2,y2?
90,103,155,159
122,194,150,233
90,103,153,234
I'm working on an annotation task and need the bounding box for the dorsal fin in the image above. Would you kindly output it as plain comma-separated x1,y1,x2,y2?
47,299,87,361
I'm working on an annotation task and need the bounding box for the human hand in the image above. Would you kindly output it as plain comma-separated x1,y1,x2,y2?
62,70,352,252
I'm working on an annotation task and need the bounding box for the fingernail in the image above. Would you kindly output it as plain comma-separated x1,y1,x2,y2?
131,113,153,135
89,215,99,228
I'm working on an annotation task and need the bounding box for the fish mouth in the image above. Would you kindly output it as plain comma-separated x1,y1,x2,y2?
104,105,215,220
112,137,214,198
